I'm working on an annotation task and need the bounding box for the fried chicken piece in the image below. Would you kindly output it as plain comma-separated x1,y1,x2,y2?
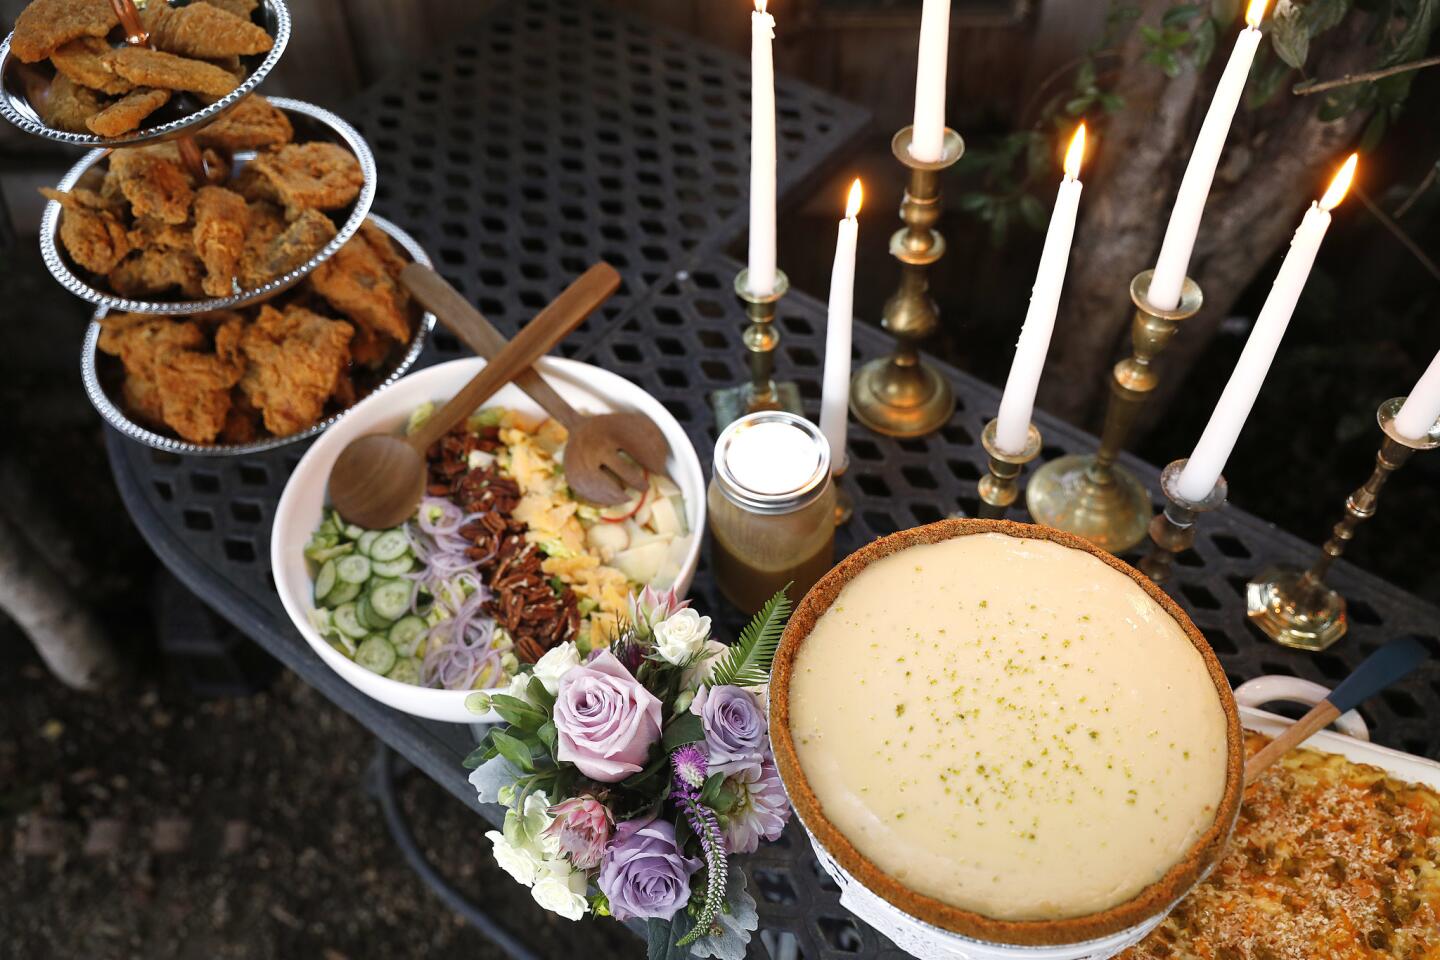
199,0,259,18
219,394,261,444
192,185,247,297
96,314,204,424
143,1,272,58
99,45,240,99
10,0,117,63
108,145,194,224
260,207,336,282
40,186,130,274
239,305,354,436
108,247,206,299
50,36,133,95
241,142,364,218
205,55,245,80
126,216,192,253
236,199,284,288
154,347,244,443
86,87,171,137
309,220,412,347
195,95,292,152
33,72,103,133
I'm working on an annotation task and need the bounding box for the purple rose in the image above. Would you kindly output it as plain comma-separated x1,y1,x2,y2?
555,650,663,783
690,684,767,776
597,817,701,921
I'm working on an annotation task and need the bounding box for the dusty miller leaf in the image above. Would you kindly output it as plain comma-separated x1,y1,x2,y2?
686,871,759,960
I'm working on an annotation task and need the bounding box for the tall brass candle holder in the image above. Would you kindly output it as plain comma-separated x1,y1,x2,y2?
710,268,802,428
977,419,1042,520
1027,271,1203,552
850,126,963,438
1246,397,1440,651
1139,458,1226,584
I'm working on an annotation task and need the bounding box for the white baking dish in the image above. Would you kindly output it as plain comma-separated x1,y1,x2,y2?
802,674,1440,960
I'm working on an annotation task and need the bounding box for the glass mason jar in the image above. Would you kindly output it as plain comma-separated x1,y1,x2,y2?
707,412,836,613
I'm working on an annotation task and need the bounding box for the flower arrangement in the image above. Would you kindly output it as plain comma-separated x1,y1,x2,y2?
463,586,794,958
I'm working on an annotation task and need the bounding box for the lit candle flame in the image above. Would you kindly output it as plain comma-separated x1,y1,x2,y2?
756,0,767,13
1245,0,1268,28
1063,123,1086,180
1319,153,1358,212
845,178,863,219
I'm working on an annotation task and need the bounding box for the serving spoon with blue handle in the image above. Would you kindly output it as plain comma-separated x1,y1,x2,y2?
1243,634,1435,786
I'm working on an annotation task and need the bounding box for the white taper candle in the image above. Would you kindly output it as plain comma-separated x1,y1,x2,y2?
820,180,863,472
1148,0,1268,311
747,0,778,295
1175,155,1358,502
1394,349,1440,441
909,0,951,163
995,125,1087,455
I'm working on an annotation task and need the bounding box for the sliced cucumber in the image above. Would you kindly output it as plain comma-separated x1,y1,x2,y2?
355,635,397,676
327,637,356,659
336,555,372,584
357,530,381,556
333,602,369,640
357,594,389,631
314,560,338,603
388,615,428,657
372,554,414,577
370,529,410,562
369,580,412,622
344,522,365,540
324,580,361,607
386,657,422,685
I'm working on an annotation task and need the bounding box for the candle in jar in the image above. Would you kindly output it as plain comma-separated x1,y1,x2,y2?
747,0,778,296
1175,154,1357,503
819,179,863,472
994,125,1086,456
1393,349,1440,441
1148,0,1269,311
909,0,951,163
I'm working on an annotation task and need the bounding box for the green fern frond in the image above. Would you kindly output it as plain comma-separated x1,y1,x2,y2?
708,586,791,688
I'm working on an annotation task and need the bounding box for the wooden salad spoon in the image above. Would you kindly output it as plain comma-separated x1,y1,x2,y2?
1242,634,1433,786
400,263,671,505
328,262,622,529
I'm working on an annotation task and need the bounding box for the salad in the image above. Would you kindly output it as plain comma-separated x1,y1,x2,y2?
304,405,692,691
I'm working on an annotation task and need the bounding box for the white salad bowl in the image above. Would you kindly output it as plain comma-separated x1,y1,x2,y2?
271,356,705,722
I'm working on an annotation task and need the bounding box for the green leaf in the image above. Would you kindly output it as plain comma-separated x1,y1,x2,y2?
699,772,727,807
662,713,705,753
527,675,557,712
619,748,670,790
646,914,694,960
537,721,559,755
1018,194,1047,231
491,730,535,773
957,192,991,212
1210,0,1240,23
1359,110,1388,151
1099,92,1127,113
1270,6,1310,68
1162,4,1203,28
1064,95,1094,116
1192,18,1217,67
708,587,793,688
490,694,549,731
462,743,496,769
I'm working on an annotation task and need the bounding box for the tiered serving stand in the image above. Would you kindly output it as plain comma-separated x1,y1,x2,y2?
2,0,435,456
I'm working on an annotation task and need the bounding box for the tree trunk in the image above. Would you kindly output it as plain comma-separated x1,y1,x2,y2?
0,505,124,691
1037,3,1378,432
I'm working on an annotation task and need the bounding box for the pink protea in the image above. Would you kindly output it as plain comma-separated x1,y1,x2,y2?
544,796,614,870
626,585,689,636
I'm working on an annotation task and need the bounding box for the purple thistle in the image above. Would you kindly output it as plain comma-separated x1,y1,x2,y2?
669,747,728,946
672,744,708,795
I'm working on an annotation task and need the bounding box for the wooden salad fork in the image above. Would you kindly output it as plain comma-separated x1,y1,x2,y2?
328,262,622,528
400,263,671,506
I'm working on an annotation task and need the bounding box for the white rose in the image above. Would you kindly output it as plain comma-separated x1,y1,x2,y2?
532,641,581,694
680,637,729,689
654,609,713,665
487,829,541,886
530,861,589,920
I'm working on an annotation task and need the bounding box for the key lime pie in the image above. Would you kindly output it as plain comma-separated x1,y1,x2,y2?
770,519,1242,947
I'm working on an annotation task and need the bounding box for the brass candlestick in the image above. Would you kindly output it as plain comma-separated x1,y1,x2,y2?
1027,271,1203,553
1247,397,1440,651
710,268,802,428
977,419,1042,520
1140,458,1226,584
850,126,963,438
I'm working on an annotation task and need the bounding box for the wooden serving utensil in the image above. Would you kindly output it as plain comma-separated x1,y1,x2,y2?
400,263,671,505
1243,634,1433,786
328,262,622,528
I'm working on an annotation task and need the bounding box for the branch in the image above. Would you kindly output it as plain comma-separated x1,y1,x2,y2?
1293,55,1440,96
1394,163,1437,219
1357,185,1440,284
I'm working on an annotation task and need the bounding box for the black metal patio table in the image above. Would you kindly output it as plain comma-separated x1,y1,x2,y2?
99,2,1440,959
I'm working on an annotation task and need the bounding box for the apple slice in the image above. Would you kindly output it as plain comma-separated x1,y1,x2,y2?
597,472,649,522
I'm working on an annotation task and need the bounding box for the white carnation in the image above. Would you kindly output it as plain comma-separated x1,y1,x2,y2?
654,609,713,666
487,829,541,886
530,861,589,920
681,637,729,689
532,641,581,694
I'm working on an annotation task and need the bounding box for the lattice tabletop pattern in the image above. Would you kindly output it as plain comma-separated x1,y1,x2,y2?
98,3,1440,960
